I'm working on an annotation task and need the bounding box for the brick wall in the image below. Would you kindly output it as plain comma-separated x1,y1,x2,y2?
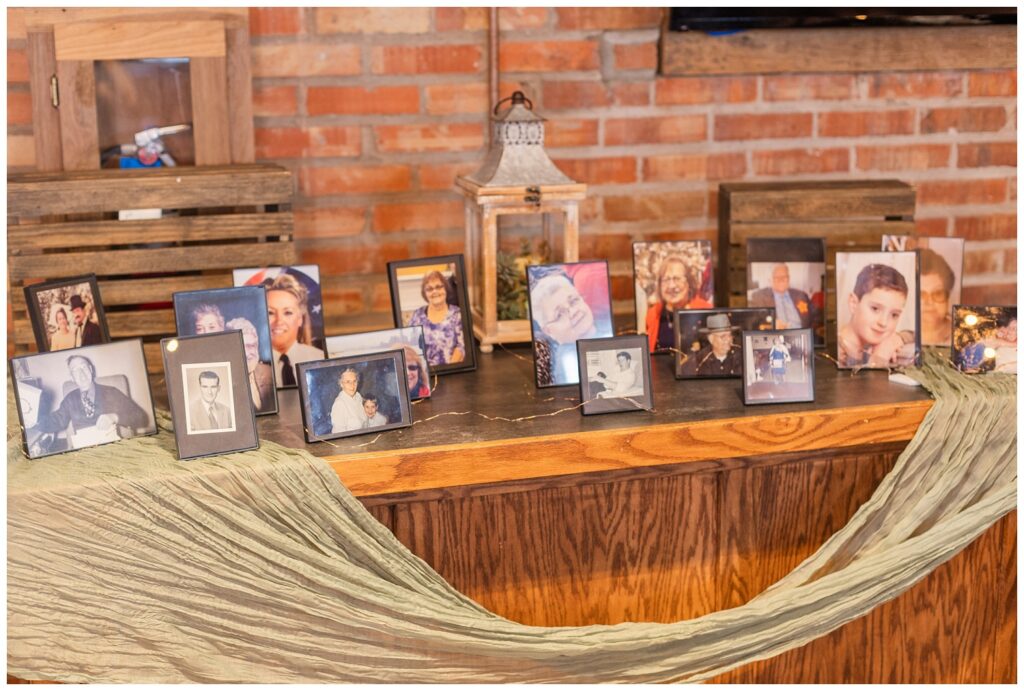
7,7,1017,332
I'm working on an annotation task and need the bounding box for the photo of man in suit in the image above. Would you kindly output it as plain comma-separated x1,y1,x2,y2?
748,263,813,330
186,368,234,434
70,294,103,347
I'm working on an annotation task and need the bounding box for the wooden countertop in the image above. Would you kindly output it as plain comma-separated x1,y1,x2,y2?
258,346,933,500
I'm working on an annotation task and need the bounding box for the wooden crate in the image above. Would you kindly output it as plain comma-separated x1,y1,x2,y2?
8,163,295,372
716,179,916,324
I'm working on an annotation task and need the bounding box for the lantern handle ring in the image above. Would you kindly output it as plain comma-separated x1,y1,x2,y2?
493,91,533,115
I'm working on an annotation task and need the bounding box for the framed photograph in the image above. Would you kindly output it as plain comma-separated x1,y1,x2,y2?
952,305,1017,374
386,254,476,375
882,235,965,346
10,339,158,460
632,240,714,352
674,307,775,379
24,274,111,352
835,251,920,369
742,328,815,405
172,286,278,414
526,260,615,388
325,326,432,400
161,332,259,460
232,264,327,386
576,335,653,415
745,238,826,348
296,351,413,443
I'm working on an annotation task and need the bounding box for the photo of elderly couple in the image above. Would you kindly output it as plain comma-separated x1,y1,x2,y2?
25,274,110,353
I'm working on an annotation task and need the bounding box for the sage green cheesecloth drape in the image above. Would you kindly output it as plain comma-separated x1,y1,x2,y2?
6,352,1016,682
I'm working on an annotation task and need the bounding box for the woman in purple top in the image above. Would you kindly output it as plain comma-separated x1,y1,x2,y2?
408,270,466,366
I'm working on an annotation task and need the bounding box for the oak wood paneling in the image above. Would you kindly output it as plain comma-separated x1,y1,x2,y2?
26,30,62,172
54,20,225,60
190,56,232,166
55,59,99,171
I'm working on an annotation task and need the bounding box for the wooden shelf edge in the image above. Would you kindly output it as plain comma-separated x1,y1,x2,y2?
328,399,933,498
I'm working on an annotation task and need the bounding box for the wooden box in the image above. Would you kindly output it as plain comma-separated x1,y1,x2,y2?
8,163,295,371
716,179,916,324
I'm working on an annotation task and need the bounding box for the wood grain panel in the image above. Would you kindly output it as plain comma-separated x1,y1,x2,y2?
729,220,916,246
54,20,225,60
190,56,232,166
8,164,292,217
10,8,247,40
723,181,915,223
662,25,1015,75
26,29,63,172
392,471,720,627
8,213,293,252
225,24,255,163
9,242,296,281
55,59,99,171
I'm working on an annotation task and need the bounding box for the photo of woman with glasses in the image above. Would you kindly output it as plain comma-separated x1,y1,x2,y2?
632,241,714,352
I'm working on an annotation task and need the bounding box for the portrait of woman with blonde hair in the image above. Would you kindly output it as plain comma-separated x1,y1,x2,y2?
262,272,326,387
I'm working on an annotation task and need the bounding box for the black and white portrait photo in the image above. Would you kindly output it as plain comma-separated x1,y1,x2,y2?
576,335,653,415
12,340,157,460
183,363,236,435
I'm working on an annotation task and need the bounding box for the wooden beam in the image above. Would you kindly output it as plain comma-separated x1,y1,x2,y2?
55,59,99,170
26,29,62,171
54,20,225,60
225,24,255,163
190,56,232,165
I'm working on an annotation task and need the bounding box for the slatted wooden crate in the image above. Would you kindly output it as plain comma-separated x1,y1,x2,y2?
8,164,295,372
716,179,916,325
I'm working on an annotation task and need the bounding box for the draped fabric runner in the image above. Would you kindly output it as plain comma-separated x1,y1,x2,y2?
7,353,1016,683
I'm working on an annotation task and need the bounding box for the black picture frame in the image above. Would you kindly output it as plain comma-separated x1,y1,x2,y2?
24,273,111,352
386,254,476,375
161,332,260,461
673,307,776,379
631,239,715,353
951,304,1018,374
741,328,816,406
10,339,158,460
172,285,279,414
325,325,433,400
835,250,921,370
745,237,827,348
576,335,654,415
526,260,615,388
296,350,413,443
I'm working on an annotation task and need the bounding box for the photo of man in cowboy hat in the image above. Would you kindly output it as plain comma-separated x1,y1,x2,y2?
680,312,742,377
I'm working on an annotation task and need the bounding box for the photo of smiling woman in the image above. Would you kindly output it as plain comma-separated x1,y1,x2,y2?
527,261,614,387
836,251,920,369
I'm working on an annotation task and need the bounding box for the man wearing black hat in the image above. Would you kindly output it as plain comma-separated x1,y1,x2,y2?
70,294,102,347
680,313,742,376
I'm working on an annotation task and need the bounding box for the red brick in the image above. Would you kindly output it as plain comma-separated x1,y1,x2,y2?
545,119,599,148
655,76,757,105
752,148,850,176
818,110,915,137
293,206,366,239
499,8,549,29
604,192,705,222
300,165,412,196
647,228,716,245
253,86,298,117
418,237,468,258
855,144,951,171
315,8,430,34
555,8,663,30
312,242,412,275
418,162,477,190
499,41,599,73
7,134,34,169
8,48,29,83
714,113,812,141
918,179,1007,206
1005,249,1016,275
707,190,718,218
613,42,657,71
962,283,1018,305
915,217,949,238
867,72,963,99
372,200,463,233
953,214,1017,240
542,80,646,110
578,233,634,260
921,107,1007,134
763,74,855,101
643,153,746,182
256,126,361,160
425,82,488,115
372,45,483,75
958,142,1016,168
968,69,1016,97
610,82,649,106
250,7,303,35
435,8,488,31
963,248,1003,276
374,124,484,153
554,157,636,185
605,115,706,146
7,89,31,125
307,86,420,116
252,43,360,78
